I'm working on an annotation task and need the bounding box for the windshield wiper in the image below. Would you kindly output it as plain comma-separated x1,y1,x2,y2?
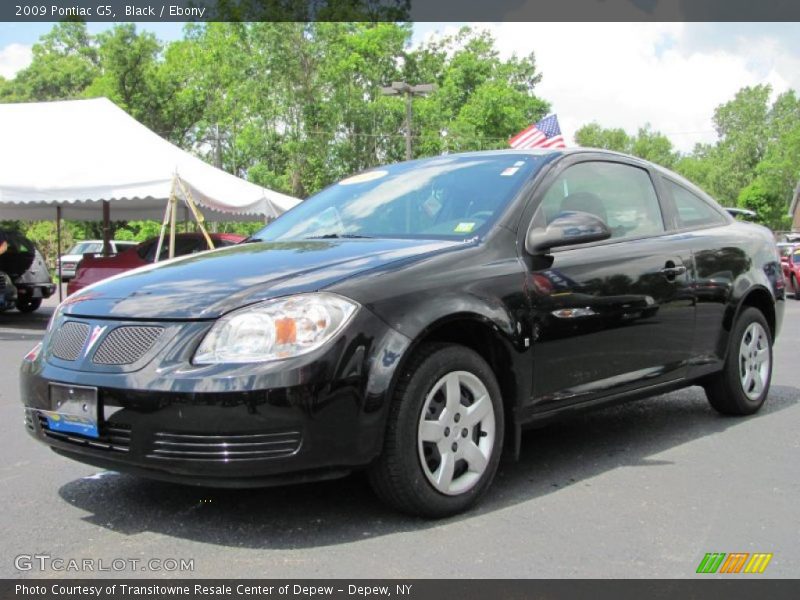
303,234,373,239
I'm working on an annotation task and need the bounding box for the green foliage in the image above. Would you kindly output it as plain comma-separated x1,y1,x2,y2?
630,125,677,169
3,22,548,204
737,179,791,230
579,85,800,230
4,23,99,101
10,22,800,233
574,122,677,168
574,122,631,153
21,220,83,266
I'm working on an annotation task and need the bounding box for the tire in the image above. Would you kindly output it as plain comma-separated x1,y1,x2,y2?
368,343,505,518
704,307,772,415
16,297,42,313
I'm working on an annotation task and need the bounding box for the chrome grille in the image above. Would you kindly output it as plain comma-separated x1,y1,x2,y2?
50,321,90,361
37,413,131,452
93,326,163,365
147,431,302,462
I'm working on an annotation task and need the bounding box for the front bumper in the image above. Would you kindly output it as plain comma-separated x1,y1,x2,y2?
20,308,410,487
58,269,76,280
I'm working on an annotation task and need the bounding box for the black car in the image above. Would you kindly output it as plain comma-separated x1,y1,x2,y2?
20,150,783,517
0,230,55,312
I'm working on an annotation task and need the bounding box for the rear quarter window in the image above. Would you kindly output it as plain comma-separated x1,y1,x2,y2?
663,178,727,229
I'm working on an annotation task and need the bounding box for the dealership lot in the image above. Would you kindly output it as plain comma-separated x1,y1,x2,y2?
1,291,798,579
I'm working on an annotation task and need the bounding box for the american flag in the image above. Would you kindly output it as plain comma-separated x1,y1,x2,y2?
509,114,566,149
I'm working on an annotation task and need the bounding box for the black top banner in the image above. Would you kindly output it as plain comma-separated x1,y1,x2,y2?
4,0,800,22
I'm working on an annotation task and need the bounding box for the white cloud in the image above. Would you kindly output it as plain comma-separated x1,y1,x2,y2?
0,43,32,79
418,23,798,153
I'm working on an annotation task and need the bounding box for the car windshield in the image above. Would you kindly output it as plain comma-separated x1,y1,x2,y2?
67,242,103,255
252,154,546,242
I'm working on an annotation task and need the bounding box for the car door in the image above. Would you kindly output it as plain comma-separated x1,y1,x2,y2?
523,158,696,410
657,174,753,380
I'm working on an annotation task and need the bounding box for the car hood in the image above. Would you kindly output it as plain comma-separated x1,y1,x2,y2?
62,239,460,320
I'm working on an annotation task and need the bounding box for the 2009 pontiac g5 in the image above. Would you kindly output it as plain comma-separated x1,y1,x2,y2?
21,149,783,517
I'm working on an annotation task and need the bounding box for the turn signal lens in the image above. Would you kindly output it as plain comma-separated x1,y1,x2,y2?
23,342,43,362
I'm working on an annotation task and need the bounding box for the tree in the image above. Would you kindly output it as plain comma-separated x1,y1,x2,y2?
704,85,772,205
574,122,631,152
630,125,677,169
737,179,790,230
574,122,677,168
409,27,549,155
8,22,99,101
83,24,204,144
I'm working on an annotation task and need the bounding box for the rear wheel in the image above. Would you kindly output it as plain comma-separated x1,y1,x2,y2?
16,297,42,313
368,343,504,518
704,307,772,415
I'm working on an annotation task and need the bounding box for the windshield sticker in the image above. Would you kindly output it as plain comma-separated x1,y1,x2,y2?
513,161,525,167
455,222,476,233
500,167,519,176
339,170,389,185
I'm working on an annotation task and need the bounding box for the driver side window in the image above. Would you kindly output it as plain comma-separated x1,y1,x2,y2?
534,161,665,240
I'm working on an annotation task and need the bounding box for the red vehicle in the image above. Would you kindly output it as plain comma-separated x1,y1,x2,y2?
67,233,245,296
779,242,800,300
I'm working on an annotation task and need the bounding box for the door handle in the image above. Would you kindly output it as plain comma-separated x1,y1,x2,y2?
660,262,686,280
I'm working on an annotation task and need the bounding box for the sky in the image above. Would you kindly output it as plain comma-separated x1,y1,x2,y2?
2,22,799,153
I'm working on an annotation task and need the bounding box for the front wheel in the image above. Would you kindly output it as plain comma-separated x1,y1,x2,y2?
368,343,504,518
704,307,772,415
16,297,42,313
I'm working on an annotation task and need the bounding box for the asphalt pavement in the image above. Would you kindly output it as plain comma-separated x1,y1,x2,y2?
1,289,798,579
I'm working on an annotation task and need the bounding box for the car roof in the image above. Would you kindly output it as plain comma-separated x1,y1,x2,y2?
438,147,723,205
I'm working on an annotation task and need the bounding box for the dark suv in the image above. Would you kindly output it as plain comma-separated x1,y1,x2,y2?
21,150,783,517
0,230,55,313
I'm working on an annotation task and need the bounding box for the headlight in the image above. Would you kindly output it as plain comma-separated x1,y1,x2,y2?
193,293,359,364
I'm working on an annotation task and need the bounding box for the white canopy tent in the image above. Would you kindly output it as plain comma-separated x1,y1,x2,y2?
0,97,299,221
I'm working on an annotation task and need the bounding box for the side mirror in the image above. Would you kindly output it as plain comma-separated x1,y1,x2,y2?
526,211,611,254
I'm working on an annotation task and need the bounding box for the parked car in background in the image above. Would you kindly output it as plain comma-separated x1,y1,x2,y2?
0,230,55,312
0,271,18,311
57,240,137,281
779,242,800,299
67,233,245,295
724,207,757,221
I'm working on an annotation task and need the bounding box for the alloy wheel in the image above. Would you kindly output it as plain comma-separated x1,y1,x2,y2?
417,371,496,496
738,322,770,401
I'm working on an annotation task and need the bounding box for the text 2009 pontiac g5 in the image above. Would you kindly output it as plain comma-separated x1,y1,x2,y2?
21,150,783,517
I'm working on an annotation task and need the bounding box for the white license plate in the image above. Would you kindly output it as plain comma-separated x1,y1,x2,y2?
44,383,99,438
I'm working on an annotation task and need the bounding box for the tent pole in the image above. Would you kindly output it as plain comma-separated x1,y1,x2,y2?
168,193,177,259
175,177,215,250
56,206,63,303
102,200,111,256
154,182,174,264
